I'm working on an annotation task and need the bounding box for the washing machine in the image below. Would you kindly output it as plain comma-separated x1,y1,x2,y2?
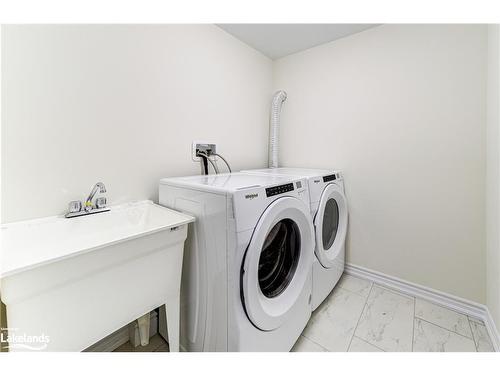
241,168,348,310
159,172,314,351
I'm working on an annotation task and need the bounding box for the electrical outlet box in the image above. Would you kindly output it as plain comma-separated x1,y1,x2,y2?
192,141,217,161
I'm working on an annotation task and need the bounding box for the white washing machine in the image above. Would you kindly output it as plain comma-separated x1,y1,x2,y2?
159,172,314,351
241,168,348,310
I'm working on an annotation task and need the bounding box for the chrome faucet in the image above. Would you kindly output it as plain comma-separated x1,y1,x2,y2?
66,182,110,218
85,182,106,211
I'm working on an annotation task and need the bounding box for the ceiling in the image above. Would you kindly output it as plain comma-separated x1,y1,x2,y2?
217,24,378,60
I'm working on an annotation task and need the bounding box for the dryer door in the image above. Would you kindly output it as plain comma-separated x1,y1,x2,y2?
241,196,314,331
314,183,348,268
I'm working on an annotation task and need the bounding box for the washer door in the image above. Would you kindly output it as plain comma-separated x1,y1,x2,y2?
242,196,314,331
314,183,348,268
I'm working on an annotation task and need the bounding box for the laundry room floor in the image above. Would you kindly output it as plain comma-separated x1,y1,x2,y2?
114,334,170,352
292,274,495,352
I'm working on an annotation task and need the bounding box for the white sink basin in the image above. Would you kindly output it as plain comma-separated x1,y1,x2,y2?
1,200,193,278
0,200,194,351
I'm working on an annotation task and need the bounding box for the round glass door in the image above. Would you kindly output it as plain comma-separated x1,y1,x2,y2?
314,183,348,269
322,199,339,250
258,219,301,298
241,197,314,331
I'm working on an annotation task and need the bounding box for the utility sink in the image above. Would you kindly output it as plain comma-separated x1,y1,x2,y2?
0,200,194,351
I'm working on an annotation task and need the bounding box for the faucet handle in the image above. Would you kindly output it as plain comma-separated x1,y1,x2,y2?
95,197,107,209
68,200,82,213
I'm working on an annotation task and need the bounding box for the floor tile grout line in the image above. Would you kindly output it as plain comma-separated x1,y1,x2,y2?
411,293,476,344
345,273,484,326
415,297,475,325
411,292,489,350
337,285,372,299
466,315,495,351
415,317,476,341
301,335,331,352
464,315,475,341
371,282,417,352
467,316,479,352
467,316,486,326
347,281,374,352
373,283,415,302
352,335,386,352
312,275,481,353
337,276,373,299
305,279,373,352
314,275,481,353
412,318,418,352
297,334,331,352
467,315,494,352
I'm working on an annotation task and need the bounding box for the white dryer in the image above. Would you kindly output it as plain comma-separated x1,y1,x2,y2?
241,168,348,310
159,173,314,351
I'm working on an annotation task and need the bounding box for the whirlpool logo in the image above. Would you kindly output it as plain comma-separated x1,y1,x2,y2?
245,193,259,200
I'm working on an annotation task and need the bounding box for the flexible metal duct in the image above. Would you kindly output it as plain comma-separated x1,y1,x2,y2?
268,90,287,168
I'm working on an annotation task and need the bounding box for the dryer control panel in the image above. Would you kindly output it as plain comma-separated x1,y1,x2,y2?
323,174,338,183
265,183,294,197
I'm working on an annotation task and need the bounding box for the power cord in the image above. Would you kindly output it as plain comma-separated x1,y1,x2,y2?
212,153,232,173
199,154,209,175
198,151,219,174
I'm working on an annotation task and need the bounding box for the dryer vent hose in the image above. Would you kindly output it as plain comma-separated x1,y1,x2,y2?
268,90,287,168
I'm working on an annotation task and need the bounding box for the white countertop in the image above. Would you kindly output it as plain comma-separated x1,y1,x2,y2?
0,200,194,278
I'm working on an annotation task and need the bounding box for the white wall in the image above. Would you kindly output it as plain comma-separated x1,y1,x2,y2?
0,25,6,352
487,25,500,329
273,24,487,302
1,25,272,222
1,24,491,306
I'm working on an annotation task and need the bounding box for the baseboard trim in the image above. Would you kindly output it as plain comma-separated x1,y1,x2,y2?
84,325,130,352
484,307,500,352
344,263,500,352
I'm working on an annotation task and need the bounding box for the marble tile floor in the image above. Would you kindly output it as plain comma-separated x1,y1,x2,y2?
292,274,495,352
112,274,495,353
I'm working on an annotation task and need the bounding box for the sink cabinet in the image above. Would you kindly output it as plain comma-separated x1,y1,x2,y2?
0,201,194,351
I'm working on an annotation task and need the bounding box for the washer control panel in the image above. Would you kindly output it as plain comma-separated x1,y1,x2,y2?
265,183,294,197
323,173,340,183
